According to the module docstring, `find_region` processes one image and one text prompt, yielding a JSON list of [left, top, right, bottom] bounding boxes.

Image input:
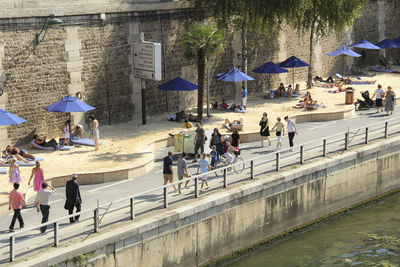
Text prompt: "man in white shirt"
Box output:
[[284, 116, 298, 148], [35, 182, 56, 233]]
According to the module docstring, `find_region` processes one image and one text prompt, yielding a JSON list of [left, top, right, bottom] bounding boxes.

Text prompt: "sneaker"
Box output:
[[9, 228, 14, 232]]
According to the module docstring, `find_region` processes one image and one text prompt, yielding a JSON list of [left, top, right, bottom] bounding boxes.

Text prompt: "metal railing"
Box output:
[[2, 116, 400, 262]]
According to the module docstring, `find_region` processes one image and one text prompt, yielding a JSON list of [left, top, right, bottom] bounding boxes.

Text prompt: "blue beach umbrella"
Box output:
[[157, 76, 198, 91], [0, 109, 26, 126], [349, 39, 380, 50], [252, 62, 288, 90], [278, 56, 310, 86], [375, 39, 400, 49], [158, 76, 198, 111], [45, 95, 95, 113], [327, 46, 361, 76], [216, 67, 255, 82], [394, 36, 400, 44]]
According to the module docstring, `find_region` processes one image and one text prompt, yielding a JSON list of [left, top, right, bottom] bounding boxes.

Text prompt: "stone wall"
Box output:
[[0, 0, 399, 145]]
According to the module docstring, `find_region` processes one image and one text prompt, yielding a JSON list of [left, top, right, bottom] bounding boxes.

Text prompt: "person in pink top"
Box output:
[[9, 183, 26, 232], [9, 158, 22, 184], [28, 161, 45, 192]]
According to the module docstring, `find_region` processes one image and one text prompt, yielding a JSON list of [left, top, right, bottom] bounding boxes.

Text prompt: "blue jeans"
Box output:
[[40, 205, 50, 233]]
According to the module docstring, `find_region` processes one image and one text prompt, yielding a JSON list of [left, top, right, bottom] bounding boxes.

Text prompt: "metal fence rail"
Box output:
[[2, 116, 400, 262]]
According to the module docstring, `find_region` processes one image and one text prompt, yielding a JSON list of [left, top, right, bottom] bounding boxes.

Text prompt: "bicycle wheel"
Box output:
[[214, 161, 225, 177], [233, 157, 245, 174]]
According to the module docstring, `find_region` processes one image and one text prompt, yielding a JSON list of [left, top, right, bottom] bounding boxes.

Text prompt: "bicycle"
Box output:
[[213, 149, 244, 177]]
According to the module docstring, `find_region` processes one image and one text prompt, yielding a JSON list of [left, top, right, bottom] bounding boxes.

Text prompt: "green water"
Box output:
[[230, 196, 400, 267]]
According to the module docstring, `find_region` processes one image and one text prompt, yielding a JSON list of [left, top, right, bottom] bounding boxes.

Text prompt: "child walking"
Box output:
[[197, 153, 211, 191], [210, 145, 218, 169], [9, 158, 22, 184], [271, 117, 285, 150]]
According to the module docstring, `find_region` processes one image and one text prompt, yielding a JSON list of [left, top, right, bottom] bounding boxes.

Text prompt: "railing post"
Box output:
[[223, 168, 227, 188], [54, 222, 59, 247], [194, 177, 199, 198], [163, 186, 168, 208], [344, 132, 349, 150], [250, 160, 254, 179], [384, 122, 388, 138], [300, 146, 304, 164], [10, 236, 14, 262], [276, 153, 280, 171], [365, 127, 369, 144], [130, 198, 135, 220], [94, 208, 99, 233], [323, 139, 327, 157]]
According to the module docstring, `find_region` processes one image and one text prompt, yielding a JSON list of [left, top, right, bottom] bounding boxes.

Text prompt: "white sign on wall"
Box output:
[[133, 42, 162, 81]]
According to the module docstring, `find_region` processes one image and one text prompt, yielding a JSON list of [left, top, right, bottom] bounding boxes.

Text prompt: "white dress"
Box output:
[[92, 121, 100, 140], [63, 124, 70, 139]]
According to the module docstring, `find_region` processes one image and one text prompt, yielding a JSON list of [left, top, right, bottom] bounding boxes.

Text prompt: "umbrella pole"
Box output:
[[342, 55, 345, 77], [292, 69, 295, 87]]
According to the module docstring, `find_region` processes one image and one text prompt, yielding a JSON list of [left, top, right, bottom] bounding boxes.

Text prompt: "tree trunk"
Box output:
[[197, 48, 206, 121], [307, 21, 316, 89], [241, 9, 248, 97]]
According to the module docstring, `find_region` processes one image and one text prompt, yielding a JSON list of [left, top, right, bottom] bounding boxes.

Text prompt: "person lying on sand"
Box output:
[[5, 145, 35, 160]]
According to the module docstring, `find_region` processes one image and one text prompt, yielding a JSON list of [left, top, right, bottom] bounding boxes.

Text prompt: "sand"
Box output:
[[2, 68, 400, 202]]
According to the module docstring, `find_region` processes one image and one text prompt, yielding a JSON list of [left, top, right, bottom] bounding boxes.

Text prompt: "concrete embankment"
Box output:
[[20, 135, 400, 267]]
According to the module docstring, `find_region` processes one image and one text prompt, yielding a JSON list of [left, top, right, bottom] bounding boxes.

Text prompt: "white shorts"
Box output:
[[242, 97, 247, 106], [277, 135, 282, 143], [224, 152, 234, 165]]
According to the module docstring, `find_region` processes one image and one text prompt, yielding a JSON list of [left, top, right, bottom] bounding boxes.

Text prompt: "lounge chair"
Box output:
[[70, 135, 102, 147], [0, 168, 6, 174], [370, 66, 398, 73], [30, 141, 73, 151]]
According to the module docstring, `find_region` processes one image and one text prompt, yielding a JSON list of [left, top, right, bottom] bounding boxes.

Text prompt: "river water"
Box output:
[[230, 195, 400, 267]]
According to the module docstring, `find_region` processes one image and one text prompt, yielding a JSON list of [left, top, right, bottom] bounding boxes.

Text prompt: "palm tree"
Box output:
[[181, 22, 224, 121]]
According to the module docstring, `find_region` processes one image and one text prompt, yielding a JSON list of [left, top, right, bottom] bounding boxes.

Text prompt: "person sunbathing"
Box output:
[[275, 83, 286, 98], [224, 118, 243, 131], [71, 124, 86, 138], [1, 153, 29, 164], [5, 145, 35, 160], [219, 100, 229, 110], [33, 134, 58, 150], [287, 85, 293, 98]]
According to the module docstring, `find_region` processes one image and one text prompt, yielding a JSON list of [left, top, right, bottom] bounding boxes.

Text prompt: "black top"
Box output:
[[231, 133, 240, 147], [66, 179, 82, 204], [163, 156, 173, 174], [211, 133, 221, 145]]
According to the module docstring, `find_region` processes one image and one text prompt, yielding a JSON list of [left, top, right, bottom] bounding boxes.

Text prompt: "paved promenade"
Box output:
[[0, 108, 399, 263]]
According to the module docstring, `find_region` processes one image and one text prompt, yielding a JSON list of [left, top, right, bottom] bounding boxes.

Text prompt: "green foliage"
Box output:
[[181, 22, 225, 63], [289, 0, 369, 38], [181, 22, 224, 120]]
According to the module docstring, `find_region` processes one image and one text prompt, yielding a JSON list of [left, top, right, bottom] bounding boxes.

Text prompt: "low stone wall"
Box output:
[[20, 132, 400, 266]]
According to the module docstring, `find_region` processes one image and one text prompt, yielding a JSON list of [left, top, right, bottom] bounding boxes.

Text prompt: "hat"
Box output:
[[72, 173, 78, 179]]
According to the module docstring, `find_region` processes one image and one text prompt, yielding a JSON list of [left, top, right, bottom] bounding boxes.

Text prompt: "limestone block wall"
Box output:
[[27, 133, 400, 267]]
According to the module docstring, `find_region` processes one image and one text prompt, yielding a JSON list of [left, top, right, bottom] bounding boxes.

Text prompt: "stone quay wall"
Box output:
[[21, 132, 400, 266], [0, 0, 398, 146]]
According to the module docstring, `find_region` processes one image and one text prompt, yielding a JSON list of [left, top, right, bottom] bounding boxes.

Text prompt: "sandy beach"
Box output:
[[2, 68, 400, 202]]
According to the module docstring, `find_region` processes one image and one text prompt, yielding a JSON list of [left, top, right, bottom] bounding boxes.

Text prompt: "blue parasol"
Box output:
[[349, 39, 380, 50], [158, 76, 198, 91], [278, 56, 310, 86], [216, 67, 255, 82], [45, 95, 95, 113], [375, 39, 400, 49], [0, 109, 26, 126], [327, 46, 361, 76], [252, 62, 288, 90]]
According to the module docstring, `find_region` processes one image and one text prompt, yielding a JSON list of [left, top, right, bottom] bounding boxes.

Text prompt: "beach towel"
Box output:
[[0, 168, 6, 174], [30, 141, 73, 151], [0, 161, 35, 167], [349, 81, 375, 85], [370, 66, 399, 73], [71, 136, 103, 147]]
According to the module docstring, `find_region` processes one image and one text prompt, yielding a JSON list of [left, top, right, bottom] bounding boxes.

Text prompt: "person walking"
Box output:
[[231, 129, 240, 148], [8, 183, 26, 232], [372, 84, 385, 113], [197, 153, 211, 191], [271, 117, 285, 150], [209, 128, 222, 159], [284, 116, 298, 149], [385, 86, 396, 115], [28, 161, 44, 192], [9, 158, 22, 184], [177, 152, 191, 193], [193, 123, 205, 162], [65, 174, 82, 223], [241, 86, 248, 110], [163, 151, 177, 191], [259, 112, 271, 147], [89, 115, 100, 151], [35, 182, 56, 233]]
